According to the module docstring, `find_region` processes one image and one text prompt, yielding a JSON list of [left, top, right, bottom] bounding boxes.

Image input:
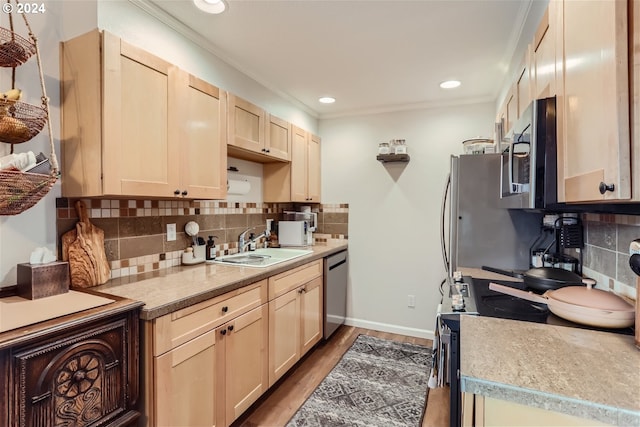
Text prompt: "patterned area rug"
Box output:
[[286, 334, 432, 427]]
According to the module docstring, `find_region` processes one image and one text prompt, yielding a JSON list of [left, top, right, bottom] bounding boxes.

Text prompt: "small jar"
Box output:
[[378, 142, 390, 155], [392, 139, 407, 155]]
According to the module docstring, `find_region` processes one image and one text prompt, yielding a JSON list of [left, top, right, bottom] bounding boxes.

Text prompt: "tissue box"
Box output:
[[17, 261, 70, 300]]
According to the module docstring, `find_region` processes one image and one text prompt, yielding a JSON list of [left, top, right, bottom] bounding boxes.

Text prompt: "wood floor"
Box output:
[[232, 326, 450, 427]]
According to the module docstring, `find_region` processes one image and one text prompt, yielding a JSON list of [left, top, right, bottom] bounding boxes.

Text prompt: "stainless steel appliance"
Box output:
[[443, 154, 544, 274], [500, 97, 557, 209], [324, 250, 348, 339]]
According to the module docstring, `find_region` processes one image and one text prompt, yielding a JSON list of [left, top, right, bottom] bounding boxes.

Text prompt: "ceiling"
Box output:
[[143, 0, 533, 119]]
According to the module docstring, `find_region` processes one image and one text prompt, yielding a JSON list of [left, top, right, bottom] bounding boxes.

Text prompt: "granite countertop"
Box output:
[[92, 242, 348, 320], [460, 315, 640, 426]]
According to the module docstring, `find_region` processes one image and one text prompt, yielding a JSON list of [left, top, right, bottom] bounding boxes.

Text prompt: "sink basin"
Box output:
[[214, 248, 313, 268]]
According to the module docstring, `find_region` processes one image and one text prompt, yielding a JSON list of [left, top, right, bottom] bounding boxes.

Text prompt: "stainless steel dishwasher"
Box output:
[[324, 250, 348, 339]]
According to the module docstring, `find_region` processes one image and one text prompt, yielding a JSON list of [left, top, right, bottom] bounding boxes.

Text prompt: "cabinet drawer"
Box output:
[[268, 260, 322, 300], [154, 280, 267, 356]]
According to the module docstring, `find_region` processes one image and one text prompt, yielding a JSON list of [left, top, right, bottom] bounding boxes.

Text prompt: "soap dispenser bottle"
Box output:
[[206, 235, 217, 261]]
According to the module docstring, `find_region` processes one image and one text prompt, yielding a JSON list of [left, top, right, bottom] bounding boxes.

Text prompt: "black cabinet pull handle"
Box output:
[[228, 325, 234, 332], [222, 306, 228, 313], [599, 182, 615, 194], [220, 329, 227, 336]]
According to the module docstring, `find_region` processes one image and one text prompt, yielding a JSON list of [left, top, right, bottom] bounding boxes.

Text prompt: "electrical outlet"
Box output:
[[407, 295, 415, 308], [167, 223, 176, 241]]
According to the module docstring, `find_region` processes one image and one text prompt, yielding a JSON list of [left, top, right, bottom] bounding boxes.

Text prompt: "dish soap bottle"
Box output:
[[206, 235, 217, 261]]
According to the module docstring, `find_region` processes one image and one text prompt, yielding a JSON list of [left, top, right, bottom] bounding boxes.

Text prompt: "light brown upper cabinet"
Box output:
[[557, 0, 631, 202], [179, 75, 228, 199], [532, 7, 556, 99], [227, 95, 292, 162], [263, 126, 321, 203], [516, 49, 532, 119], [60, 29, 227, 199]]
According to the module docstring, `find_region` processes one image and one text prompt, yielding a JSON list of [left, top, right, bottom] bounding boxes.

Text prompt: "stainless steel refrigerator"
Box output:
[[442, 154, 543, 275]]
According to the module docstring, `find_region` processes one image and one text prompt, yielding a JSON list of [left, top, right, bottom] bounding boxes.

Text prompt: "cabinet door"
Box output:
[[222, 304, 268, 426], [155, 329, 221, 427], [533, 6, 555, 99], [180, 74, 228, 199], [307, 134, 322, 203], [228, 94, 266, 154], [516, 51, 532, 118], [483, 396, 609, 426], [300, 276, 323, 355], [505, 87, 517, 135], [10, 314, 138, 427], [291, 125, 308, 202], [268, 289, 301, 386], [266, 114, 292, 161], [102, 31, 181, 197], [559, 0, 631, 202]]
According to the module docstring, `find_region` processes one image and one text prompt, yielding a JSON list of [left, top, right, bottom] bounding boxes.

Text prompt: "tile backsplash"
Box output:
[[582, 213, 639, 300], [56, 199, 348, 280]]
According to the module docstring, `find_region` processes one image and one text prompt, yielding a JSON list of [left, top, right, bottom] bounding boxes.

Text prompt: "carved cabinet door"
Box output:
[[9, 316, 135, 427]]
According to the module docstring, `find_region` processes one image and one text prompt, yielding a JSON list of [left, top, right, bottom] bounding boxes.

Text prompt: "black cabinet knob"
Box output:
[[181, 190, 188, 197], [227, 325, 234, 332], [222, 306, 228, 313], [598, 182, 615, 194], [220, 329, 227, 336], [174, 189, 180, 196]]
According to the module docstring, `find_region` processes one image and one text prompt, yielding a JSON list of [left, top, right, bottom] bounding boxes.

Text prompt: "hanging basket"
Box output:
[[0, 0, 58, 215], [0, 26, 35, 67], [0, 168, 56, 215], [0, 99, 47, 144]]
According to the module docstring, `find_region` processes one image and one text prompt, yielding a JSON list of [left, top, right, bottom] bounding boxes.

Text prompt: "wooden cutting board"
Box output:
[[65, 200, 111, 288]]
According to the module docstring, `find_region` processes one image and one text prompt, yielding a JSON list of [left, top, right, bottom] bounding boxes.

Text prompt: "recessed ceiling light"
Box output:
[[319, 96, 336, 104], [193, 0, 227, 14], [440, 80, 461, 89]]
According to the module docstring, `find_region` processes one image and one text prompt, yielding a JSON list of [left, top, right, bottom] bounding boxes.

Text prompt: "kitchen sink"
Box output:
[[214, 248, 313, 268]]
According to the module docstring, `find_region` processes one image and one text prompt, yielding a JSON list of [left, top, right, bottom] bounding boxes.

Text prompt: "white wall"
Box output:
[[0, 2, 98, 285], [319, 103, 495, 338]]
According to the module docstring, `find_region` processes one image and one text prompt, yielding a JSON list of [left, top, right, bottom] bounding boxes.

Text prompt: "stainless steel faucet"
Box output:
[[238, 227, 266, 253]]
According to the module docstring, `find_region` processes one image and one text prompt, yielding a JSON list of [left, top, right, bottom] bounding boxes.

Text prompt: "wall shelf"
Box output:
[[376, 153, 410, 163]]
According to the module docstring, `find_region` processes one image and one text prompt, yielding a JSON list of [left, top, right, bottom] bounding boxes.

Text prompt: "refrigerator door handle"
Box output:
[[440, 172, 451, 274]]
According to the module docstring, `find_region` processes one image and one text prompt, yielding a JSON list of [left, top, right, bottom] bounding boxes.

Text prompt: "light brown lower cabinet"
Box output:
[[268, 276, 323, 386], [462, 393, 611, 427], [142, 260, 324, 427]]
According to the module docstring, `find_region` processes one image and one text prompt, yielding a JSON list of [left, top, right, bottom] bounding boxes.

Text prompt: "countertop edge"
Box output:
[[460, 376, 640, 426], [95, 243, 348, 321]]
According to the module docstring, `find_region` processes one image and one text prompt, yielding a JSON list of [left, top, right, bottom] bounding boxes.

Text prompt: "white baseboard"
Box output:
[[344, 317, 435, 340]]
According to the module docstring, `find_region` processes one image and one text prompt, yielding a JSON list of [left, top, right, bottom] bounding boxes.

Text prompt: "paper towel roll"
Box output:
[[227, 179, 251, 195]]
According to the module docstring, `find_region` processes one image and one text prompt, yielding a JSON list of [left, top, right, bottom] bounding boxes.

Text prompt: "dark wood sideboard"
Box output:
[[0, 291, 142, 427]]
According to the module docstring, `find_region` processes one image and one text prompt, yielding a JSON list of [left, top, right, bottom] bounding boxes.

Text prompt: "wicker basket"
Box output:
[[0, 99, 47, 144], [0, 26, 35, 67], [0, 168, 56, 215], [0, 1, 58, 215]]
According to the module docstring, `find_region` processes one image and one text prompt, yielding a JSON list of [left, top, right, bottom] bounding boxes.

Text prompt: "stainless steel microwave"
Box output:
[[500, 97, 557, 209]]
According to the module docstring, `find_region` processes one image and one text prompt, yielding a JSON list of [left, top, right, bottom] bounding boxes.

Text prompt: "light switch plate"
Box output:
[[167, 223, 176, 241]]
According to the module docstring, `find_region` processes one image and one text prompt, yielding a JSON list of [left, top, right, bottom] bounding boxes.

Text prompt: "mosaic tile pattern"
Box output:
[[56, 198, 348, 280], [582, 213, 639, 300]]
